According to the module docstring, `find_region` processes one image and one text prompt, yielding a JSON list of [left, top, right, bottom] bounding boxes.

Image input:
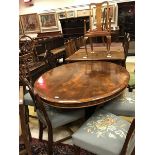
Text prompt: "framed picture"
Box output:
[[57, 12, 66, 19], [39, 12, 59, 32], [20, 13, 40, 33], [66, 10, 75, 18], [19, 18, 23, 35], [77, 9, 91, 17]]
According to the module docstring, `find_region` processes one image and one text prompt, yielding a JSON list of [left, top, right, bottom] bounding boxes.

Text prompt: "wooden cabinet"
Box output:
[[60, 16, 90, 40], [118, 1, 135, 40]]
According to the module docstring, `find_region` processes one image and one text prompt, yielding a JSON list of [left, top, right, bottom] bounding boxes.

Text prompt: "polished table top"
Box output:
[[34, 61, 129, 108], [66, 44, 124, 62]]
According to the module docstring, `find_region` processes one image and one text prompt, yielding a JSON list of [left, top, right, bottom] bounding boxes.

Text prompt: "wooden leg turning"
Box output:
[[39, 120, 44, 141]]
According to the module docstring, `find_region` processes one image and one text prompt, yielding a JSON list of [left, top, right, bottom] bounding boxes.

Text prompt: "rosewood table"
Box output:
[[34, 61, 129, 109], [65, 43, 125, 66]]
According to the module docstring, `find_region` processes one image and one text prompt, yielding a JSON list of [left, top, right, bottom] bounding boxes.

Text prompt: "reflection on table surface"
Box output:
[[34, 61, 129, 108]]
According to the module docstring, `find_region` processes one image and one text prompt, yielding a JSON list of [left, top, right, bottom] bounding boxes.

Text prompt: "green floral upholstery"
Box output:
[[37, 103, 85, 128], [72, 109, 131, 155], [103, 89, 135, 116], [128, 72, 135, 86]]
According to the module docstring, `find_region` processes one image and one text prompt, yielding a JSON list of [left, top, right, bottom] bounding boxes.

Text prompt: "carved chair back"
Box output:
[[19, 75, 54, 154], [19, 86, 32, 155], [19, 35, 39, 61], [19, 35, 50, 83], [89, 1, 111, 32]]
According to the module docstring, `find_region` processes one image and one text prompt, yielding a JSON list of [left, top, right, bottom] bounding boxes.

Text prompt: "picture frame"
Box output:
[[77, 9, 91, 17], [66, 10, 75, 18], [39, 12, 59, 32], [19, 17, 23, 35], [57, 12, 66, 19], [20, 13, 40, 33]]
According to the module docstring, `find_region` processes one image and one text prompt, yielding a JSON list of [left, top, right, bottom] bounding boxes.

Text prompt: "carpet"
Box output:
[[20, 138, 95, 155]]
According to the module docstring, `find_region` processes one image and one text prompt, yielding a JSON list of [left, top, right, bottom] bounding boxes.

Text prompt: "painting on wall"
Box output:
[[39, 12, 59, 32], [19, 18, 23, 35], [66, 10, 75, 18], [77, 9, 91, 17], [57, 12, 66, 19], [20, 13, 40, 33]]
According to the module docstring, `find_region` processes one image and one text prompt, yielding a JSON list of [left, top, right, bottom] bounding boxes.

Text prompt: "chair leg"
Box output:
[[47, 128, 54, 155], [102, 36, 105, 46], [89, 37, 93, 51], [39, 120, 44, 141], [74, 145, 80, 155], [106, 35, 111, 52], [25, 105, 29, 122], [84, 37, 88, 57]]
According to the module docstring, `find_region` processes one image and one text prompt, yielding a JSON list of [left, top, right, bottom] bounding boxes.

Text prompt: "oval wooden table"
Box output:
[[34, 61, 129, 108]]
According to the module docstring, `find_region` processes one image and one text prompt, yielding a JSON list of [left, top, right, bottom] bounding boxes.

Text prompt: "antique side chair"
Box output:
[[19, 35, 50, 84], [20, 76, 85, 155], [84, 1, 112, 56], [19, 86, 32, 155], [123, 32, 135, 92]]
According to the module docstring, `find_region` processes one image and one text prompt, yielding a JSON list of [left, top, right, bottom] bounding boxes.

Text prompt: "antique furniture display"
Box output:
[[72, 109, 135, 155], [20, 76, 85, 155], [84, 1, 112, 57], [34, 61, 129, 108]]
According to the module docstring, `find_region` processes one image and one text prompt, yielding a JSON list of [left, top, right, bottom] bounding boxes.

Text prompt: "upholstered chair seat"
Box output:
[[37, 104, 85, 128], [103, 89, 135, 117], [72, 109, 132, 155], [128, 72, 135, 92], [128, 72, 135, 86], [24, 92, 85, 128], [24, 92, 34, 106]]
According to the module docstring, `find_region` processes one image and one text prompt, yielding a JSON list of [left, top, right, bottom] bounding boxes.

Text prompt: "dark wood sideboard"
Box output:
[[60, 16, 90, 40], [118, 1, 135, 41]]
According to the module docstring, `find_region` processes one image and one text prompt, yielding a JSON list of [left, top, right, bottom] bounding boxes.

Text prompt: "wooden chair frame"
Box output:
[[19, 76, 74, 155], [19, 86, 32, 155]]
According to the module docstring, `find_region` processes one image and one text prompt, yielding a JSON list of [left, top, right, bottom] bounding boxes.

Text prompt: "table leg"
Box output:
[[85, 106, 97, 120]]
